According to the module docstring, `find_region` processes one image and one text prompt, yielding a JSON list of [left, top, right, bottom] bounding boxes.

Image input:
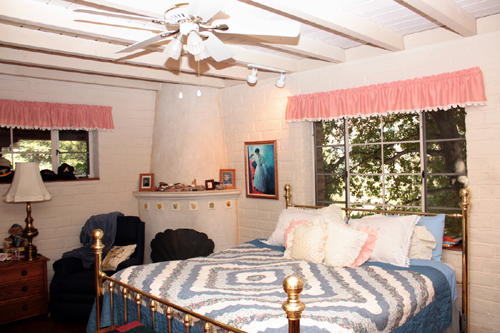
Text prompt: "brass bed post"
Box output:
[[284, 184, 292, 208], [92, 229, 105, 330], [460, 189, 471, 332], [283, 275, 305, 333]]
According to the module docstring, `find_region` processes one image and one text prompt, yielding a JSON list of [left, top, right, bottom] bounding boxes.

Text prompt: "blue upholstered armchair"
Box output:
[[49, 216, 145, 323]]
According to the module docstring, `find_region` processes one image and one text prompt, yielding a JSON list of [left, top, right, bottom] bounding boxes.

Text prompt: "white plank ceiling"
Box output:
[[0, 0, 499, 88]]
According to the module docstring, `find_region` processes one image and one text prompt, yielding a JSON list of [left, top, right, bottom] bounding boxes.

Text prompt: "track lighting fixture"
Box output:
[[247, 64, 286, 88], [247, 68, 258, 84]]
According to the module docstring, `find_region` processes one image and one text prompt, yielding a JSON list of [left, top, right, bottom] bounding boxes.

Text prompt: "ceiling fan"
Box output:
[[75, 0, 301, 62]]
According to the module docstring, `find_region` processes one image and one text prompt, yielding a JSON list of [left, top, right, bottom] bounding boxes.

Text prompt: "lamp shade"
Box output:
[[3, 162, 52, 203]]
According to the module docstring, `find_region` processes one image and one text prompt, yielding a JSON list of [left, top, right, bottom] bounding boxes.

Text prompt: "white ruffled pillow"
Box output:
[[409, 226, 437, 260], [284, 220, 327, 264], [349, 215, 419, 267], [264, 205, 343, 247], [323, 222, 368, 267]]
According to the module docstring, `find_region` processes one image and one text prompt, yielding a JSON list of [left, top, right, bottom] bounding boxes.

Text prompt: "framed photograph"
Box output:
[[244, 140, 278, 199], [139, 173, 154, 191], [205, 179, 215, 191], [220, 169, 236, 189]]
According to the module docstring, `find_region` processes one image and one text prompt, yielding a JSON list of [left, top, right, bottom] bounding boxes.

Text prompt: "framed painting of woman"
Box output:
[[244, 140, 278, 199]]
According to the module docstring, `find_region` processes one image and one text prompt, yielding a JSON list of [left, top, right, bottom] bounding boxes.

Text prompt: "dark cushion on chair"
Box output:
[[49, 216, 145, 323], [150, 228, 214, 263]]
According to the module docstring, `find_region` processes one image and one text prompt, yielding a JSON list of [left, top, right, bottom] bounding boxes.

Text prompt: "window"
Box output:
[[314, 108, 467, 235], [0, 127, 97, 178]]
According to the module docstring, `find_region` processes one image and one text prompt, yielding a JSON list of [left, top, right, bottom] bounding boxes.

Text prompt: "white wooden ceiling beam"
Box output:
[[0, 47, 226, 87], [0, 62, 162, 91], [401, 0, 477, 37], [244, 0, 405, 51], [250, 35, 345, 63]]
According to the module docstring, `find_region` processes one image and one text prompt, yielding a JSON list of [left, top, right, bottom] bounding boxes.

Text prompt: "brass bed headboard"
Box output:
[[283, 183, 471, 333]]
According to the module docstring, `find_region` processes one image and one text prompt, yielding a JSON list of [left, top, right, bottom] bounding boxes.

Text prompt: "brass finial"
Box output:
[[282, 275, 306, 321]]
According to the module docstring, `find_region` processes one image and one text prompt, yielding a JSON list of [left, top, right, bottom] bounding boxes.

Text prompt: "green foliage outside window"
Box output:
[[315, 108, 467, 235]]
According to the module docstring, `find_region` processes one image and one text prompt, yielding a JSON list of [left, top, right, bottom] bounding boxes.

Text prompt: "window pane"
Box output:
[[12, 153, 52, 170], [426, 141, 467, 174], [0, 127, 11, 153], [350, 144, 382, 174], [11, 129, 51, 153], [350, 175, 383, 205], [59, 130, 89, 176], [59, 153, 88, 176], [383, 113, 420, 142], [316, 146, 345, 174], [384, 175, 421, 206], [316, 175, 345, 203], [426, 175, 463, 209], [315, 119, 345, 145], [425, 108, 466, 140], [384, 142, 420, 173], [348, 116, 381, 143]]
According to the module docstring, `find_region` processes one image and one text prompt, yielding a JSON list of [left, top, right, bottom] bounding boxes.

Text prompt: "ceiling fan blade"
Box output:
[[116, 31, 176, 54], [73, 8, 164, 23], [212, 18, 301, 37], [200, 31, 235, 62], [185, 0, 229, 22]]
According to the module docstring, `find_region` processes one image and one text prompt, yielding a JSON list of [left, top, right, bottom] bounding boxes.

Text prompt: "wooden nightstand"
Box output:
[[0, 255, 49, 325]]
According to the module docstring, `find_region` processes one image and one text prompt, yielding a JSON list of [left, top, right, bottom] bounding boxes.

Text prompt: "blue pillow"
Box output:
[[417, 214, 445, 261]]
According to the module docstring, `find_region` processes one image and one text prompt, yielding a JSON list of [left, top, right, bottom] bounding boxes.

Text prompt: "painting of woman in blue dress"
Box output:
[[245, 141, 277, 199]]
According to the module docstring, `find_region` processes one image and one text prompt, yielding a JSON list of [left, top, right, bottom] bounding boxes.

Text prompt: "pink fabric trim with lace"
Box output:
[[286, 67, 487, 122], [0, 99, 114, 131]]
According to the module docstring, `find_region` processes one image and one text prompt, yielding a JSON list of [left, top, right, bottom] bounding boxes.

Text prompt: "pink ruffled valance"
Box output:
[[0, 99, 114, 131], [286, 67, 487, 122]]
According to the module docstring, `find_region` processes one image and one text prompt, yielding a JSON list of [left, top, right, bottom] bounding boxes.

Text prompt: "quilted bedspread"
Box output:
[[88, 241, 452, 333]]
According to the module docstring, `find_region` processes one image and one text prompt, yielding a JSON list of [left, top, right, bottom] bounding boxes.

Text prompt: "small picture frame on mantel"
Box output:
[[220, 169, 235, 189], [139, 173, 154, 191], [205, 179, 215, 191]]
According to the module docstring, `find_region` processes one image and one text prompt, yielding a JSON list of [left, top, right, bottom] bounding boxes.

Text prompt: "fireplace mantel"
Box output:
[[133, 189, 242, 263]]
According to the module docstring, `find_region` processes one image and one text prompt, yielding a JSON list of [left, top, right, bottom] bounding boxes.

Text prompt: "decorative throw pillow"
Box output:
[[347, 226, 378, 268], [284, 220, 327, 264], [102, 244, 136, 271], [283, 220, 308, 248], [323, 222, 368, 268], [417, 215, 445, 261], [409, 226, 437, 260], [349, 215, 419, 267], [264, 209, 326, 247]]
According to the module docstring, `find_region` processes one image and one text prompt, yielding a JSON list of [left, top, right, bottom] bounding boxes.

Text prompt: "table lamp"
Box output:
[[3, 162, 52, 260]]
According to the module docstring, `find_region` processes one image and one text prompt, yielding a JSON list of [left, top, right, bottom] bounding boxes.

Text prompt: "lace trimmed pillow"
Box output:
[[284, 220, 327, 264], [349, 215, 419, 267]]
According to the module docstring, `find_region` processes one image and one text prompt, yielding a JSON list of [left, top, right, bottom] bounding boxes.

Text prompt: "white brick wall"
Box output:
[[0, 75, 156, 285], [220, 31, 500, 332]]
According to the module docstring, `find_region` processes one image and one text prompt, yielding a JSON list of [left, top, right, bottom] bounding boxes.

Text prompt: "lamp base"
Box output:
[[22, 202, 39, 261]]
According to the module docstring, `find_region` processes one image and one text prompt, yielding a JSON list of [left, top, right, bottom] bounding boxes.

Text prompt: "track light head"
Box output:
[[247, 68, 258, 84], [275, 72, 286, 88]]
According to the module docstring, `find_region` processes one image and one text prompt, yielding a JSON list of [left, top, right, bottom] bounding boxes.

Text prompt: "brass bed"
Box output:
[[90, 183, 471, 333]]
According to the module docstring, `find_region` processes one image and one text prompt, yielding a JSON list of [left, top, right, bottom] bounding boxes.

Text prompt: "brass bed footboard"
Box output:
[[91, 230, 305, 333]]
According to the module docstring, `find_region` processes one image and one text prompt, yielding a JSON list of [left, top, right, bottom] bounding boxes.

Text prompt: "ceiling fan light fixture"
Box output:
[[187, 31, 205, 55], [164, 36, 183, 60], [275, 72, 286, 88], [247, 68, 258, 84], [194, 45, 210, 61]]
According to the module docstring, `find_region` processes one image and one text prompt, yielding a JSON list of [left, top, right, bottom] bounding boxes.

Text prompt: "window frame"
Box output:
[[1, 128, 96, 178], [314, 110, 467, 214]]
